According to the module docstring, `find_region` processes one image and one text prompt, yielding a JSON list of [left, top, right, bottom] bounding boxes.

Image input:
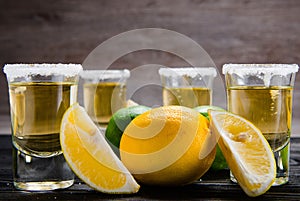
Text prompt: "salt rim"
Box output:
[[80, 69, 130, 80], [3, 63, 83, 79], [222, 64, 299, 75], [159, 67, 217, 78]]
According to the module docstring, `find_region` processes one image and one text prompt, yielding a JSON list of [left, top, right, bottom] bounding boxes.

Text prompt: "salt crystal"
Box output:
[[3, 63, 83, 79], [222, 64, 299, 75], [159, 67, 217, 78], [80, 69, 130, 80], [222, 64, 299, 87]]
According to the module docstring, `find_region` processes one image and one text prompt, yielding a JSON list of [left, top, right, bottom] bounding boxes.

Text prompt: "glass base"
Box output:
[[230, 171, 288, 186], [13, 146, 74, 191], [14, 180, 74, 191], [230, 144, 290, 186]]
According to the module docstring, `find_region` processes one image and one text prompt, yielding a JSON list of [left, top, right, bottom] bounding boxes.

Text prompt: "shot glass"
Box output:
[[222, 63, 299, 186], [80, 70, 130, 128], [3, 63, 82, 191], [159, 67, 217, 107]]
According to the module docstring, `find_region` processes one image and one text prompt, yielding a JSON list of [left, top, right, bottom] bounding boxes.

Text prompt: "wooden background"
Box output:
[[1, 0, 300, 134]]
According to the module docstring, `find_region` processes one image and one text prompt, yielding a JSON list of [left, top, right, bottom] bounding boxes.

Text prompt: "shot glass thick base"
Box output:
[[272, 143, 289, 186], [14, 180, 74, 191], [230, 144, 290, 186], [13, 147, 74, 191]]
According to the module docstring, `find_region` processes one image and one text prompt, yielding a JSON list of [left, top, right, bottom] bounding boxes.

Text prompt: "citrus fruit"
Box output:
[[209, 145, 228, 171], [194, 105, 228, 171], [194, 105, 225, 120], [60, 103, 140, 194], [126, 99, 139, 107], [105, 105, 151, 154], [120, 105, 216, 186], [208, 110, 276, 197]]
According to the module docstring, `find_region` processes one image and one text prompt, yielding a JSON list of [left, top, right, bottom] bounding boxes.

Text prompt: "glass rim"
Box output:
[[222, 64, 299, 75], [158, 67, 217, 77], [3, 63, 83, 78], [80, 69, 130, 80]]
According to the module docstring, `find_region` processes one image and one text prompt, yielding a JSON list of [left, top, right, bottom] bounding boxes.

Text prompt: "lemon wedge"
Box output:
[[208, 110, 276, 197], [60, 103, 140, 194]]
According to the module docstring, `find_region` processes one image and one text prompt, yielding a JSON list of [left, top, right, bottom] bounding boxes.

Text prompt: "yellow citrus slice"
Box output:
[[208, 110, 276, 197], [60, 103, 140, 194]]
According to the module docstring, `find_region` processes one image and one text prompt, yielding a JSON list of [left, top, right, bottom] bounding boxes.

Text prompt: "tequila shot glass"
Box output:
[[223, 63, 299, 186], [3, 63, 82, 191]]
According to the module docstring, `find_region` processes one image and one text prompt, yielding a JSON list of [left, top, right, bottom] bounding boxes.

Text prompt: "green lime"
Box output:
[[210, 145, 228, 171], [194, 105, 225, 120], [281, 144, 289, 170], [194, 105, 228, 171], [105, 105, 151, 155]]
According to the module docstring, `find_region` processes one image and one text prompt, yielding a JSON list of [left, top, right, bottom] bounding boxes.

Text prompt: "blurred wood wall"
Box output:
[[1, 0, 300, 119]]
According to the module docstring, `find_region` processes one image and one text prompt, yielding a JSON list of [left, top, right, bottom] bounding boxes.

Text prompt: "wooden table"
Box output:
[[0, 135, 299, 200]]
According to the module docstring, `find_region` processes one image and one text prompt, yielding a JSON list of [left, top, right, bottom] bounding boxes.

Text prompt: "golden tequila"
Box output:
[[83, 82, 126, 126], [227, 86, 292, 152], [9, 82, 77, 157], [162, 87, 211, 108]]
